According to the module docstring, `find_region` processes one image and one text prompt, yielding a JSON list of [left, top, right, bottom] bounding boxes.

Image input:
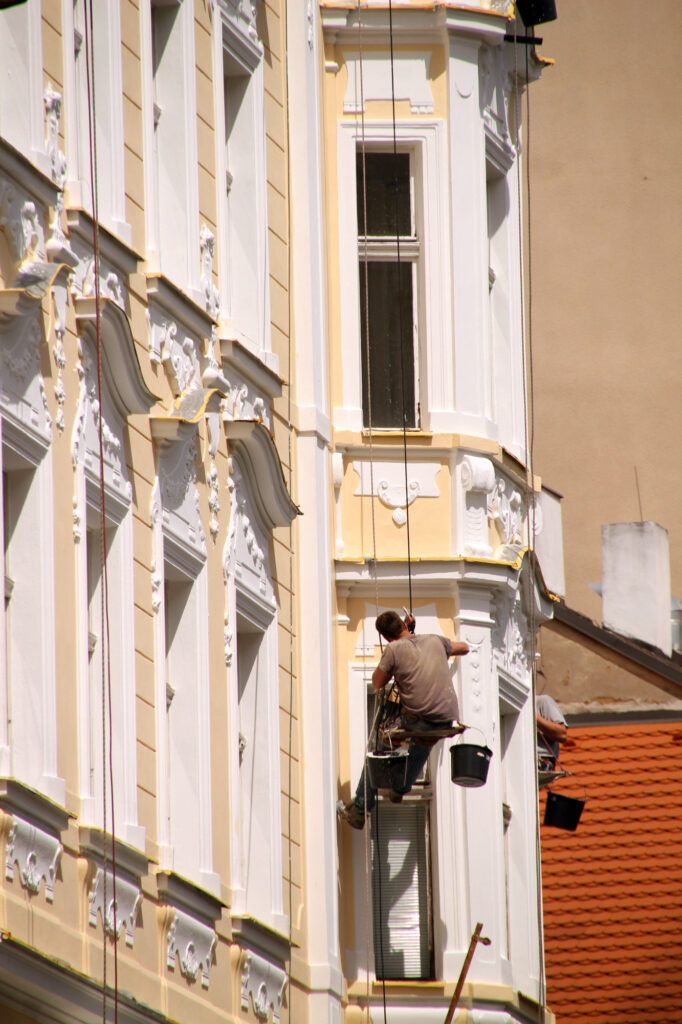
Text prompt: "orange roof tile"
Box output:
[[540, 721, 682, 1023]]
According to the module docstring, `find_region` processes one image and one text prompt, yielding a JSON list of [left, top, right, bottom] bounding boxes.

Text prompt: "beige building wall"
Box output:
[[0, 0, 301, 1021], [529, 0, 682, 622]]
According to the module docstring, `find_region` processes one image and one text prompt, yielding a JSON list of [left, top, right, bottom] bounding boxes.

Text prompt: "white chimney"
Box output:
[[601, 522, 671, 655]]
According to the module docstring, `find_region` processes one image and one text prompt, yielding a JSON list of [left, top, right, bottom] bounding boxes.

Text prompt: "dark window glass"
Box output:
[[356, 152, 411, 237], [359, 261, 415, 428]]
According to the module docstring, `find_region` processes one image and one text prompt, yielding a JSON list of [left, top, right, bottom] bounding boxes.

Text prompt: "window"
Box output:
[[163, 557, 215, 888], [215, 11, 272, 363], [0, 0, 44, 164], [371, 802, 433, 980], [365, 686, 433, 980], [72, 0, 129, 243], [84, 503, 140, 845], [357, 151, 419, 429], [147, 0, 199, 290], [225, 456, 285, 933], [0, 439, 62, 802]]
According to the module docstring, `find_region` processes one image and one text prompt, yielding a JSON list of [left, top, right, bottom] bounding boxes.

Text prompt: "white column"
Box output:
[[453, 582, 508, 986], [288, 0, 342, 1016], [448, 35, 494, 437]]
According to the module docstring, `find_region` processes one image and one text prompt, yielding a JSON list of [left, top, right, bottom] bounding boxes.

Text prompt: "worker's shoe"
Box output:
[[336, 800, 365, 830], [388, 790, 403, 804]]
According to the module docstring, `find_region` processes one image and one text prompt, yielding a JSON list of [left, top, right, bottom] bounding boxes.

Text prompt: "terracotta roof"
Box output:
[[540, 722, 682, 1023]]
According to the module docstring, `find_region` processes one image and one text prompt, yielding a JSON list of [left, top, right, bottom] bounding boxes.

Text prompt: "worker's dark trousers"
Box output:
[[353, 716, 451, 813]]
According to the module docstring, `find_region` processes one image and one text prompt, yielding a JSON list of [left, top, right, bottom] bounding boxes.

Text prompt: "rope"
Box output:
[[354, 2, 382, 1017], [83, 4, 119, 1020], [387, 0, 414, 616], [513, 21, 546, 1014]]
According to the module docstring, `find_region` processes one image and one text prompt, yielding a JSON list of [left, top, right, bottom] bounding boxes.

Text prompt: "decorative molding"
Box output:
[[50, 274, 68, 432], [479, 45, 516, 173], [498, 667, 530, 715], [493, 589, 529, 681], [353, 459, 440, 527], [73, 296, 158, 419], [224, 420, 299, 532], [70, 243, 127, 312], [200, 225, 220, 320], [72, 334, 131, 508], [459, 454, 495, 557], [343, 51, 434, 114], [167, 908, 216, 988], [5, 816, 62, 901], [0, 179, 45, 265], [43, 84, 78, 268], [487, 475, 524, 548], [153, 432, 207, 564], [241, 950, 287, 1023], [226, 456, 273, 607], [217, 0, 263, 68], [162, 325, 201, 398], [88, 867, 141, 947]]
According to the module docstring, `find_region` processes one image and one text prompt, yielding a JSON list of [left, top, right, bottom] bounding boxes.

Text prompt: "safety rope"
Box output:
[[387, 0, 414, 616], [83, 4, 119, 1019], [513, 20, 546, 1015]]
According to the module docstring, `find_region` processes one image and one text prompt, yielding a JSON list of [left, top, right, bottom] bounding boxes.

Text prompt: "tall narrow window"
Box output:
[[150, 0, 194, 287], [371, 803, 432, 980], [236, 609, 276, 924], [367, 685, 433, 979], [357, 152, 418, 429]]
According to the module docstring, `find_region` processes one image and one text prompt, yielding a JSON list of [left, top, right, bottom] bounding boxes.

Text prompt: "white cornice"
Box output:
[[320, 4, 509, 46], [225, 420, 300, 530], [74, 296, 159, 418]]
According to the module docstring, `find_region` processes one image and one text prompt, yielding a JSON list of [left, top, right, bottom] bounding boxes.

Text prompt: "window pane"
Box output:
[[360, 261, 415, 428], [357, 152, 411, 237], [372, 803, 432, 980]]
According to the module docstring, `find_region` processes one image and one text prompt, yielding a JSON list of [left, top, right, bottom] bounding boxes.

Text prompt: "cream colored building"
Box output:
[[0, 1, 563, 1023]]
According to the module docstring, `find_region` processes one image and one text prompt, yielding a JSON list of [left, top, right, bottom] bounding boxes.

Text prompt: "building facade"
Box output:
[[0, 1, 562, 1023]]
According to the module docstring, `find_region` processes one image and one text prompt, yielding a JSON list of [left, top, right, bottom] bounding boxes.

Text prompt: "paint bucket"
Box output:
[[450, 729, 492, 788], [543, 785, 585, 831], [367, 749, 409, 791]]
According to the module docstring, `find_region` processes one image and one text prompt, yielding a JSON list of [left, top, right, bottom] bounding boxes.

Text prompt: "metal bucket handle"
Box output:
[[453, 723, 489, 748], [547, 772, 586, 802]]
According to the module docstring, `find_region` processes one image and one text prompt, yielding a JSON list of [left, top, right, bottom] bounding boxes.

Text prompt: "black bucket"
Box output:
[[450, 742, 492, 788], [367, 750, 409, 791], [544, 789, 585, 831]]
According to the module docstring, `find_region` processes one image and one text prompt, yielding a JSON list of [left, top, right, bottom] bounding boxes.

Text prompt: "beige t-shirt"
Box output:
[[378, 634, 459, 722]]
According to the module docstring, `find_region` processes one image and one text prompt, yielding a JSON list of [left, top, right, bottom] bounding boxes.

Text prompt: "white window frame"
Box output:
[[155, 533, 218, 894], [357, 148, 420, 430], [0, 419, 63, 804], [212, 6, 276, 369], [225, 456, 285, 934], [0, 0, 48, 173], [141, 0, 201, 297], [73, 339, 142, 849], [68, 0, 131, 245], [336, 120, 452, 433]]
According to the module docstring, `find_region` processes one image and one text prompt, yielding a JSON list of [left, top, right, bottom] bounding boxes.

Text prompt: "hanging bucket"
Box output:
[[450, 728, 492, 788], [544, 783, 585, 831], [367, 749, 409, 791]]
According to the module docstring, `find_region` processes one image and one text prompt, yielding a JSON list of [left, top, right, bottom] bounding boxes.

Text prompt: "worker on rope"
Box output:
[[337, 610, 470, 830]]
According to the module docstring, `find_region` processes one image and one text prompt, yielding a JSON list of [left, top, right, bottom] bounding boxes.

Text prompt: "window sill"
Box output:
[[79, 825, 149, 880], [231, 910, 292, 961], [0, 778, 70, 836], [156, 870, 225, 924]]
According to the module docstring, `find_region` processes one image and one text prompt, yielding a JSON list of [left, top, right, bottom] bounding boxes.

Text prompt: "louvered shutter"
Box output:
[[371, 803, 432, 979]]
